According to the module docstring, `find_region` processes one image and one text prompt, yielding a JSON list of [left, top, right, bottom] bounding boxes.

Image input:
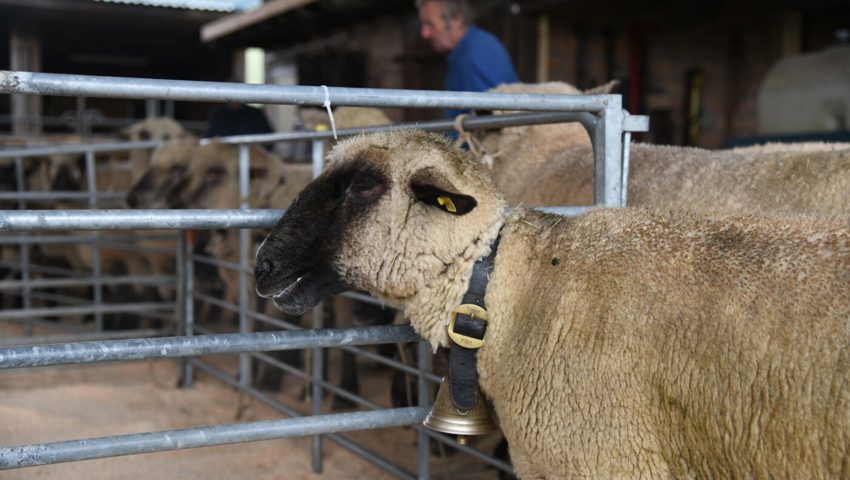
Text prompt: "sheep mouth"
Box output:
[[257, 276, 303, 301]]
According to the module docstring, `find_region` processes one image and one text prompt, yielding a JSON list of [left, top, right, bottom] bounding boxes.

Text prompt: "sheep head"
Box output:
[[127, 140, 294, 210], [172, 142, 287, 210], [119, 117, 193, 143], [255, 130, 506, 346], [125, 139, 196, 208]]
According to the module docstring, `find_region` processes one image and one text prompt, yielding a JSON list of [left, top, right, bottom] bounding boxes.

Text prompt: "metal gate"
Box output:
[[0, 70, 648, 478]]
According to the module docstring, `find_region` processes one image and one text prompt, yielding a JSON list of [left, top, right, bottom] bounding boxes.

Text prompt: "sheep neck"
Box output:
[[401, 215, 505, 351]]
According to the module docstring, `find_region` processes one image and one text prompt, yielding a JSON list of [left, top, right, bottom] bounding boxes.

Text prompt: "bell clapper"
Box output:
[[457, 435, 469, 446]]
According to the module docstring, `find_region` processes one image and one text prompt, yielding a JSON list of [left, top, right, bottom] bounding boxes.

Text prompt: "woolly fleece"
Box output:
[[260, 130, 850, 478]]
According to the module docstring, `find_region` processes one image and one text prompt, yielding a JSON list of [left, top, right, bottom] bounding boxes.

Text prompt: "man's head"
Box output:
[[417, 0, 473, 52]]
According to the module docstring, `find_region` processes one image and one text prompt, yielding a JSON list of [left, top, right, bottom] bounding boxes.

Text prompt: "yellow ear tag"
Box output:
[[437, 195, 457, 213]]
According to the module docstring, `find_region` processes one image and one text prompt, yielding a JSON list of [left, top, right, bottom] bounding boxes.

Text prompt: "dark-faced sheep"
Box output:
[[255, 130, 850, 479]]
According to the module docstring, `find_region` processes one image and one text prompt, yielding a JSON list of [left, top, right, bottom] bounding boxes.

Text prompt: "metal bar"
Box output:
[[0, 259, 87, 278], [85, 150, 104, 331], [0, 192, 125, 201], [339, 342, 441, 383], [0, 325, 420, 369], [339, 290, 397, 309], [2, 317, 92, 334], [0, 209, 284, 231], [0, 275, 174, 291], [601, 100, 626, 207], [534, 206, 595, 216], [0, 139, 160, 159], [0, 329, 165, 348], [8, 289, 89, 307], [177, 230, 193, 388], [0, 407, 428, 469], [190, 252, 247, 272], [250, 350, 384, 412], [212, 111, 601, 147], [311, 138, 323, 180], [13, 155, 32, 336], [192, 358, 417, 480], [238, 144, 251, 391], [191, 357, 303, 418], [622, 131, 632, 206], [419, 428, 515, 474], [1, 70, 617, 112], [417, 340, 431, 480], [0, 206, 597, 234], [329, 433, 416, 480], [308, 136, 326, 473], [195, 289, 434, 381], [0, 302, 172, 321], [311, 301, 324, 473], [0, 233, 176, 246]]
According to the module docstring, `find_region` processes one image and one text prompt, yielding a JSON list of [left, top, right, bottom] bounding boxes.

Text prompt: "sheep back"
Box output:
[[479, 207, 850, 478]]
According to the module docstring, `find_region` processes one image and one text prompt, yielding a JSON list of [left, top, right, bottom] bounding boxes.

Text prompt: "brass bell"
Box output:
[[423, 376, 497, 444]]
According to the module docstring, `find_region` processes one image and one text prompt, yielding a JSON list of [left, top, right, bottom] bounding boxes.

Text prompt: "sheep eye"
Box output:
[[347, 172, 385, 202]]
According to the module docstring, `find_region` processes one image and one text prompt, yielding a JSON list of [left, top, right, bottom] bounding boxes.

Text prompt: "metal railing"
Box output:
[[0, 70, 648, 478]]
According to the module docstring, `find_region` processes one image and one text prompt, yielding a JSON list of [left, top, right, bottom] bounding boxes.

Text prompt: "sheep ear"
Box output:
[[410, 168, 477, 216]]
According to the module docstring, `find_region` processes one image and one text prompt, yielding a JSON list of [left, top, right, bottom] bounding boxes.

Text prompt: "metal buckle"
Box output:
[[448, 304, 488, 349]]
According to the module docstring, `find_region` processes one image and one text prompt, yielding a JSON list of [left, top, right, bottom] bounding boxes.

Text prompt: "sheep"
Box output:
[[255, 130, 850, 479], [475, 82, 850, 216], [472, 81, 616, 192], [125, 140, 306, 301], [118, 117, 196, 182], [491, 141, 850, 216], [298, 106, 392, 133], [127, 138, 311, 389]]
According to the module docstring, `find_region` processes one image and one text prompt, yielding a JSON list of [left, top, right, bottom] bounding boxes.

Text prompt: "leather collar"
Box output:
[[447, 235, 500, 411]]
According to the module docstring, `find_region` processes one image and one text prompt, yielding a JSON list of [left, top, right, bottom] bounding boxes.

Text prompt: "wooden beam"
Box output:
[[201, 0, 318, 43]]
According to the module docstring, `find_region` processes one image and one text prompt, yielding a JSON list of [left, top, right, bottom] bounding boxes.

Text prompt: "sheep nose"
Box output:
[[254, 259, 274, 282]]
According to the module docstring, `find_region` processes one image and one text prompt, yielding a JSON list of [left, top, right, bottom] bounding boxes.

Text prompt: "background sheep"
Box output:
[[477, 82, 850, 216], [255, 130, 850, 479], [474, 81, 615, 192], [119, 116, 196, 182], [498, 142, 850, 216], [126, 140, 306, 314]]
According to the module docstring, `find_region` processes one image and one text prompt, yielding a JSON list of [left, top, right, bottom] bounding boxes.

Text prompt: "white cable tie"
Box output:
[[321, 85, 338, 140]]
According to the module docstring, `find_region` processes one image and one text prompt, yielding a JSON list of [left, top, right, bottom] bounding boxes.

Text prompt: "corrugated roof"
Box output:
[[93, 0, 260, 12]]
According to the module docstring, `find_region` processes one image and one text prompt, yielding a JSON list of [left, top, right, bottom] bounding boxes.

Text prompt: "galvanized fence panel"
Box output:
[[0, 71, 648, 478]]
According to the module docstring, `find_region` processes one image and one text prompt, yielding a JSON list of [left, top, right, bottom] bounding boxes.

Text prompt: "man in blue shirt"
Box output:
[[417, 0, 519, 119]]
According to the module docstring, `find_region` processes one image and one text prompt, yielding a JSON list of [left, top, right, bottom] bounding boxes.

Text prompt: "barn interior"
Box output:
[[1, 0, 849, 479]]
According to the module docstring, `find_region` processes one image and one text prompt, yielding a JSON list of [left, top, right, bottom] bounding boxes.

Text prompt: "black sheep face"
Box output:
[[254, 130, 505, 317]]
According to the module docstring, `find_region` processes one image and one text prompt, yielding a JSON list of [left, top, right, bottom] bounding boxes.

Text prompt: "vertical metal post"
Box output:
[[145, 99, 159, 119], [311, 139, 324, 179], [164, 99, 175, 119], [238, 144, 251, 389], [13, 156, 32, 336], [310, 138, 325, 473], [599, 99, 626, 207], [310, 301, 324, 473], [75, 96, 86, 137], [177, 230, 194, 388], [85, 150, 104, 331], [416, 341, 431, 480], [621, 132, 632, 206]]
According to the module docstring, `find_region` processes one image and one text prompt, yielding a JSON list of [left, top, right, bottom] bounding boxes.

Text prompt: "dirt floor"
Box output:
[[0, 322, 504, 479]]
